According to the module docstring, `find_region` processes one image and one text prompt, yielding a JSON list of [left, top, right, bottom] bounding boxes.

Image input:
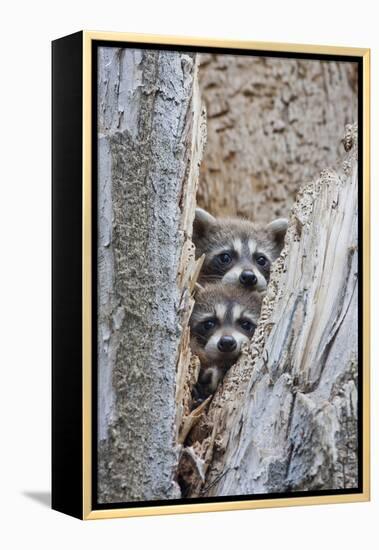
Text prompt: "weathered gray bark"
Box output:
[[181, 125, 359, 497], [97, 47, 359, 502], [197, 54, 358, 222], [97, 47, 206, 503]]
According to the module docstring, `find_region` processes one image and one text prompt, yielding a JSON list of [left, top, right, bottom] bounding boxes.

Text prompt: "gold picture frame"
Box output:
[[52, 31, 370, 520]]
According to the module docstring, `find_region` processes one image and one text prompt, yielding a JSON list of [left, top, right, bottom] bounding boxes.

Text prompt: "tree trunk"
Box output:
[[96, 47, 359, 503], [182, 125, 359, 497], [197, 54, 358, 222], [97, 46, 206, 503]]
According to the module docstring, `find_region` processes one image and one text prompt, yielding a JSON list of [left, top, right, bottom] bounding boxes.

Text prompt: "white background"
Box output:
[[0, 0, 377, 548]]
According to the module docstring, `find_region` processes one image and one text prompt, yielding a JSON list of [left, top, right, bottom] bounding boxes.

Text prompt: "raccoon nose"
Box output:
[[217, 335, 237, 352], [239, 270, 257, 287]]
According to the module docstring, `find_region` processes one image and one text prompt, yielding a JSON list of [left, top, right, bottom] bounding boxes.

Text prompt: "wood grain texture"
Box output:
[[95, 48, 359, 503], [97, 47, 205, 503], [197, 54, 358, 222], [183, 125, 359, 497]]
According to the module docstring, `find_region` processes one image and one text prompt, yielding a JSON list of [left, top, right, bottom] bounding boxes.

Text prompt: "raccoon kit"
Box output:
[[190, 283, 263, 402], [193, 208, 288, 291]]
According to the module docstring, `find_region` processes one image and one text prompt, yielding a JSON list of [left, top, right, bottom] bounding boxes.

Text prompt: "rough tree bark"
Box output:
[[96, 47, 359, 503], [197, 54, 358, 221], [181, 125, 359, 497], [97, 47, 206, 503]]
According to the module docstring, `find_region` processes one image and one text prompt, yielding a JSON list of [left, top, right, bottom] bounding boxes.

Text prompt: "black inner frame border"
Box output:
[[91, 39, 364, 511]]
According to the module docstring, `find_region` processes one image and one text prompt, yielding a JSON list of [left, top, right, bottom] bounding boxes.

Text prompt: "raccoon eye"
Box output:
[[239, 319, 255, 333], [203, 319, 217, 331], [218, 252, 232, 265], [256, 255, 268, 267]]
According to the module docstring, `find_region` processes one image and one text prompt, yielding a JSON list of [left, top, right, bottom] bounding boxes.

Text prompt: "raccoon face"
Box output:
[[193, 208, 288, 291], [190, 284, 262, 369]]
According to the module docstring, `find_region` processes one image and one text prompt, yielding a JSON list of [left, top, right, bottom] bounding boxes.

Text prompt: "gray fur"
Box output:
[[190, 284, 263, 396], [193, 208, 288, 289]]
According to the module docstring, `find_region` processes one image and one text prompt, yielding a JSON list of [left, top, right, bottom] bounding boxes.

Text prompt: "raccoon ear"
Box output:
[[193, 208, 216, 242], [266, 218, 288, 245]]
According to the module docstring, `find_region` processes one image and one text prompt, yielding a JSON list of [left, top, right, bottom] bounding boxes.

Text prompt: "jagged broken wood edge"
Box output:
[[180, 123, 359, 497], [174, 56, 207, 443], [97, 49, 206, 503]]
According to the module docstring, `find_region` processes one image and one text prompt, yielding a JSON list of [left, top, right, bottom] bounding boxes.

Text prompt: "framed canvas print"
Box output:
[[52, 31, 370, 520]]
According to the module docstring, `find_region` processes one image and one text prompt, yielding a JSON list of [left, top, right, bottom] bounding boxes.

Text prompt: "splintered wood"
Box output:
[[97, 45, 359, 502], [97, 48, 206, 503], [179, 125, 359, 497]]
